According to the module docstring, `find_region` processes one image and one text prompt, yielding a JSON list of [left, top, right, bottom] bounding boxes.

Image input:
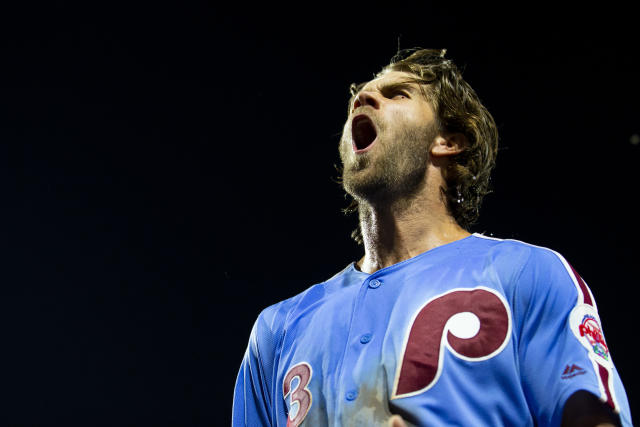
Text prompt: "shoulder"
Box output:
[[471, 233, 585, 304], [251, 263, 357, 346], [472, 232, 567, 264], [473, 233, 578, 276]]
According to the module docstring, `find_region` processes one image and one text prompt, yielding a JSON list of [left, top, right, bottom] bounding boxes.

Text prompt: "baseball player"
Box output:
[[232, 49, 632, 426]]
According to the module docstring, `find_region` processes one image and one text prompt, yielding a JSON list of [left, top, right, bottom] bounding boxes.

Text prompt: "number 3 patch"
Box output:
[[283, 362, 313, 427]]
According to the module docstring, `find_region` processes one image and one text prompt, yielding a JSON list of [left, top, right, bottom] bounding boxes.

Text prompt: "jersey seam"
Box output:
[[253, 318, 275, 425], [509, 245, 535, 405]]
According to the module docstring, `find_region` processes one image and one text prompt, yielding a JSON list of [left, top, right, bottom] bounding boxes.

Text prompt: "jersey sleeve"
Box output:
[[513, 247, 632, 426], [232, 305, 284, 427]]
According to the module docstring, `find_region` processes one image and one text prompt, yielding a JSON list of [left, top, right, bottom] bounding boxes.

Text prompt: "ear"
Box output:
[[430, 133, 467, 157]]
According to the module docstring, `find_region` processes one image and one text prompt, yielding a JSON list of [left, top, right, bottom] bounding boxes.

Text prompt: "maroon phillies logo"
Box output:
[[392, 287, 511, 399]]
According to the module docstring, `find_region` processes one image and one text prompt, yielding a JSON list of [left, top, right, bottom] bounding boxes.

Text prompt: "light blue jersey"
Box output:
[[233, 233, 632, 426]]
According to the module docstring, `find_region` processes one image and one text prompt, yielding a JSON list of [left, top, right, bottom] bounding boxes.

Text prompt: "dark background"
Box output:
[[1, 3, 637, 425]]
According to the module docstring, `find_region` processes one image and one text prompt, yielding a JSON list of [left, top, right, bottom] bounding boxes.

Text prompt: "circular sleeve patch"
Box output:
[[569, 304, 612, 367]]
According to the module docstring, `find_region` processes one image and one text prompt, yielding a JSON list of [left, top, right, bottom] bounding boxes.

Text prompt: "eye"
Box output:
[[391, 91, 409, 100]]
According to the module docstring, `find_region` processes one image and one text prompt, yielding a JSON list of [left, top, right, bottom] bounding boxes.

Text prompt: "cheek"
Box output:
[[342, 120, 351, 137], [340, 122, 352, 146], [392, 107, 425, 125], [339, 127, 352, 160], [389, 108, 435, 136]]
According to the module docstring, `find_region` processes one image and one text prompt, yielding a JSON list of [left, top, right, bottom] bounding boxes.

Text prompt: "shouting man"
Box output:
[[232, 49, 632, 426]]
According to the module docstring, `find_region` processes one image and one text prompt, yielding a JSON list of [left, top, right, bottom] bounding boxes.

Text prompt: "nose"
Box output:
[[352, 91, 380, 112]]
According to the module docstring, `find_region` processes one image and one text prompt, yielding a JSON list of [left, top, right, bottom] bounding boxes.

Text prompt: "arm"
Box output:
[[510, 246, 632, 426], [232, 348, 271, 426], [561, 390, 621, 427], [232, 311, 279, 427]]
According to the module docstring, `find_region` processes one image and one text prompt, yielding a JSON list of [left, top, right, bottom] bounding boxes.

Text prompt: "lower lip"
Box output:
[[352, 137, 377, 154]]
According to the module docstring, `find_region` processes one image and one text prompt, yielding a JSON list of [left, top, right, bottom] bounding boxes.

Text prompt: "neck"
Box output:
[[355, 189, 470, 274]]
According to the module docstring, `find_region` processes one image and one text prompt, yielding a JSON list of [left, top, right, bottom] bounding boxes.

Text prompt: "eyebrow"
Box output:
[[378, 81, 419, 95], [347, 79, 422, 111]]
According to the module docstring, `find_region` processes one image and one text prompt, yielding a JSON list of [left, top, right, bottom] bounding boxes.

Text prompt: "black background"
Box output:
[[1, 3, 638, 425]]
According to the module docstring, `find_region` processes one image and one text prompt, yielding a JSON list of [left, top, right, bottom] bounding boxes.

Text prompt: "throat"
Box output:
[[356, 205, 471, 274]]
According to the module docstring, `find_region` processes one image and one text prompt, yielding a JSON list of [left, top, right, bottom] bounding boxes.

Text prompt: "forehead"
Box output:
[[359, 70, 422, 92]]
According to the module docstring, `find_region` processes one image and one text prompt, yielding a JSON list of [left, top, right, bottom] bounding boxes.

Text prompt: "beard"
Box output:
[[339, 113, 438, 205]]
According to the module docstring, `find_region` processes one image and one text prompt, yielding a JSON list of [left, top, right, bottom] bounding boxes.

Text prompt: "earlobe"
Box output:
[[430, 133, 467, 157]]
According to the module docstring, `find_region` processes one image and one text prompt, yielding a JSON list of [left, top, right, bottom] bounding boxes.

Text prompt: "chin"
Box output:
[[343, 173, 389, 202]]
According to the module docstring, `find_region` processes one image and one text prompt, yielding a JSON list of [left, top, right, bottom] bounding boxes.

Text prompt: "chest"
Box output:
[[276, 268, 518, 425]]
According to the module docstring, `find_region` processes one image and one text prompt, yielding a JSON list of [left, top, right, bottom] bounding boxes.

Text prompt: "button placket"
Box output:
[[341, 275, 385, 406]]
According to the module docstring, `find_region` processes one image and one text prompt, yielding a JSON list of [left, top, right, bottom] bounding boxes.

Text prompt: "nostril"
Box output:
[[356, 92, 379, 110], [352, 98, 362, 111]]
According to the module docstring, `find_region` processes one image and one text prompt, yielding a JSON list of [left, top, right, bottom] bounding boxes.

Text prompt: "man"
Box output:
[[232, 49, 632, 426]]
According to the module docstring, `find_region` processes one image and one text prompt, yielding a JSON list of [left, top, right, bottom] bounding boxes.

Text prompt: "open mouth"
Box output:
[[351, 115, 377, 152]]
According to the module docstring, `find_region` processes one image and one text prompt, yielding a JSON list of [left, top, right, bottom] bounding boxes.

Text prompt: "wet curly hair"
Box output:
[[345, 48, 499, 244]]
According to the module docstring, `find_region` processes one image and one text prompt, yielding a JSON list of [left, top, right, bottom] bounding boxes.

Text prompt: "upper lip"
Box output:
[[351, 112, 376, 133], [352, 112, 372, 124]]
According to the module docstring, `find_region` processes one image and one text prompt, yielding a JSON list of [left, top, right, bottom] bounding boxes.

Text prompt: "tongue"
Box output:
[[352, 118, 377, 150]]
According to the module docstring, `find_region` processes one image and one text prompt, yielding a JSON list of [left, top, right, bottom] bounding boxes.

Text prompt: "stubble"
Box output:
[[339, 113, 438, 205]]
